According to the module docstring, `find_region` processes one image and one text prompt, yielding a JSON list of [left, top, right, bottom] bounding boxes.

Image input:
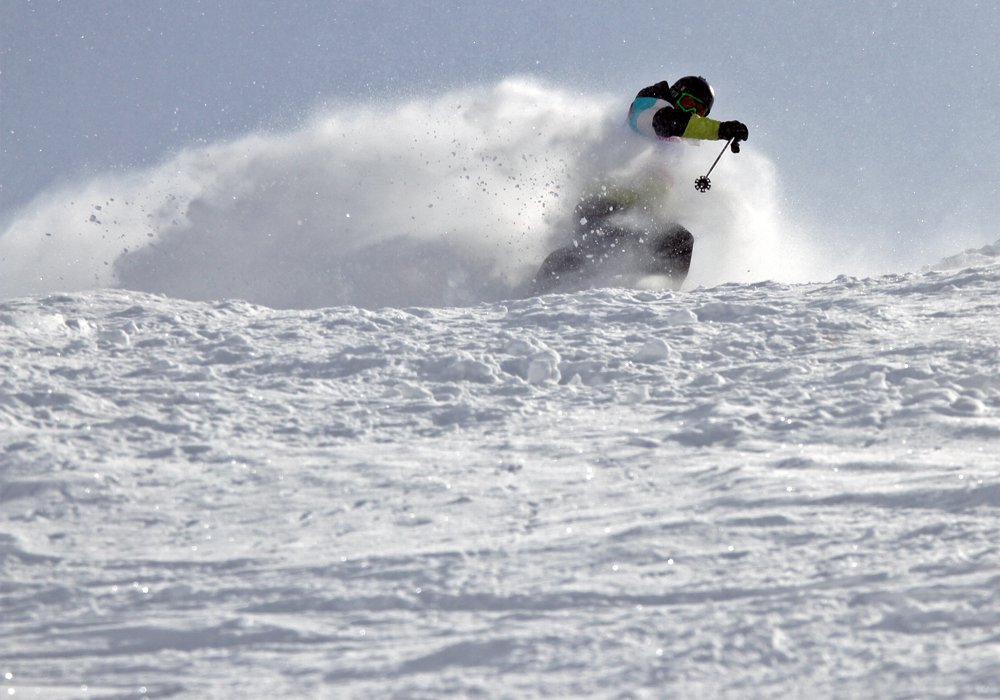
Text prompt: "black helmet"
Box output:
[[670, 76, 714, 117]]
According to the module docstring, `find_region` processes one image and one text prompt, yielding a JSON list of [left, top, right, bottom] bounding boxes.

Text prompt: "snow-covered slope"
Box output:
[[2, 251, 999, 697]]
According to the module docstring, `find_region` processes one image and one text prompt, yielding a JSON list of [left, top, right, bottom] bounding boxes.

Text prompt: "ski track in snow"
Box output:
[[2, 255, 1000, 698]]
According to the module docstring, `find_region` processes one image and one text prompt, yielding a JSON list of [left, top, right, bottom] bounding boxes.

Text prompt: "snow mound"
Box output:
[[924, 238, 1000, 271]]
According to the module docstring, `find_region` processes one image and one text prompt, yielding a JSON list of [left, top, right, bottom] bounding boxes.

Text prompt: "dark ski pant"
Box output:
[[533, 225, 693, 294]]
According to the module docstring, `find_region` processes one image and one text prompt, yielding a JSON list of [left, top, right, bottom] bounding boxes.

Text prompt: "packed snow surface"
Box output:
[[2, 78, 999, 697], [2, 257, 999, 698]]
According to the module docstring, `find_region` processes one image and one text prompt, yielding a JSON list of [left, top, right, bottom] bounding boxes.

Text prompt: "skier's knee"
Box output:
[[655, 226, 694, 258]]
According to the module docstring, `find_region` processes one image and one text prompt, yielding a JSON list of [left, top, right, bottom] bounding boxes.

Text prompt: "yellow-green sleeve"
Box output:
[[681, 115, 721, 140]]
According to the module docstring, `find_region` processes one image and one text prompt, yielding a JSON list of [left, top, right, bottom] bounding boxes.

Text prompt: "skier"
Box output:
[[627, 75, 748, 144], [532, 76, 749, 294]]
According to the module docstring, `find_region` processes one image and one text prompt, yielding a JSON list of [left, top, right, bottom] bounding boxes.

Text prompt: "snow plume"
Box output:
[[1, 77, 819, 308]]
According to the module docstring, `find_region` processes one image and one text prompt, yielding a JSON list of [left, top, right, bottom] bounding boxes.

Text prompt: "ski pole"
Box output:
[[694, 138, 738, 193]]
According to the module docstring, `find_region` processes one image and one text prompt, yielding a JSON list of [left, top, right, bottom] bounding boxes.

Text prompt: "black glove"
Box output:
[[718, 120, 749, 142]]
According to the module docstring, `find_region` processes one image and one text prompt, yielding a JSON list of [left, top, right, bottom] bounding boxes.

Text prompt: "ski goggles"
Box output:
[[676, 93, 708, 116]]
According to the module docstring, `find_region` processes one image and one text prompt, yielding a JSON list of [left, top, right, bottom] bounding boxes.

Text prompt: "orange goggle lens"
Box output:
[[677, 93, 707, 116]]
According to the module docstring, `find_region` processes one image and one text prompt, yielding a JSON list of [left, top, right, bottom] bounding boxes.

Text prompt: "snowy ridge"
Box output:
[[925, 238, 1000, 272], [2, 260, 998, 697]]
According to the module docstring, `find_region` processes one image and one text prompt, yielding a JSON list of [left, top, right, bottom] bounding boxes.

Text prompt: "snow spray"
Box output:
[[0, 78, 817, 308]]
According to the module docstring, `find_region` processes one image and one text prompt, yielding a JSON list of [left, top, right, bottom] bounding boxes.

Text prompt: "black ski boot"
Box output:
[[531, 246, 588, 294], [647, 225, 694, 283]]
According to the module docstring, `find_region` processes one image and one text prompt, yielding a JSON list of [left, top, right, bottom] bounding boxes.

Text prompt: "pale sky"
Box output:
[[3, 0, 1000, 259]]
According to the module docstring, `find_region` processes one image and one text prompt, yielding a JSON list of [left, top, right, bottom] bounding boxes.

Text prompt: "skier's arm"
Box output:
[[652, 108, 749, 143], [651, 109, 721, 140]]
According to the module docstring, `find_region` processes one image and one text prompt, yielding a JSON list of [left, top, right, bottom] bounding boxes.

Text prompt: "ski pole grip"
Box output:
[[730, 140, 741, 154]]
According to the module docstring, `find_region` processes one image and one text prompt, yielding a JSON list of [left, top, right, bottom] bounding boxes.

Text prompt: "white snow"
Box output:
[[1, 78, 999, 698], [2, 254, 999, 697]]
